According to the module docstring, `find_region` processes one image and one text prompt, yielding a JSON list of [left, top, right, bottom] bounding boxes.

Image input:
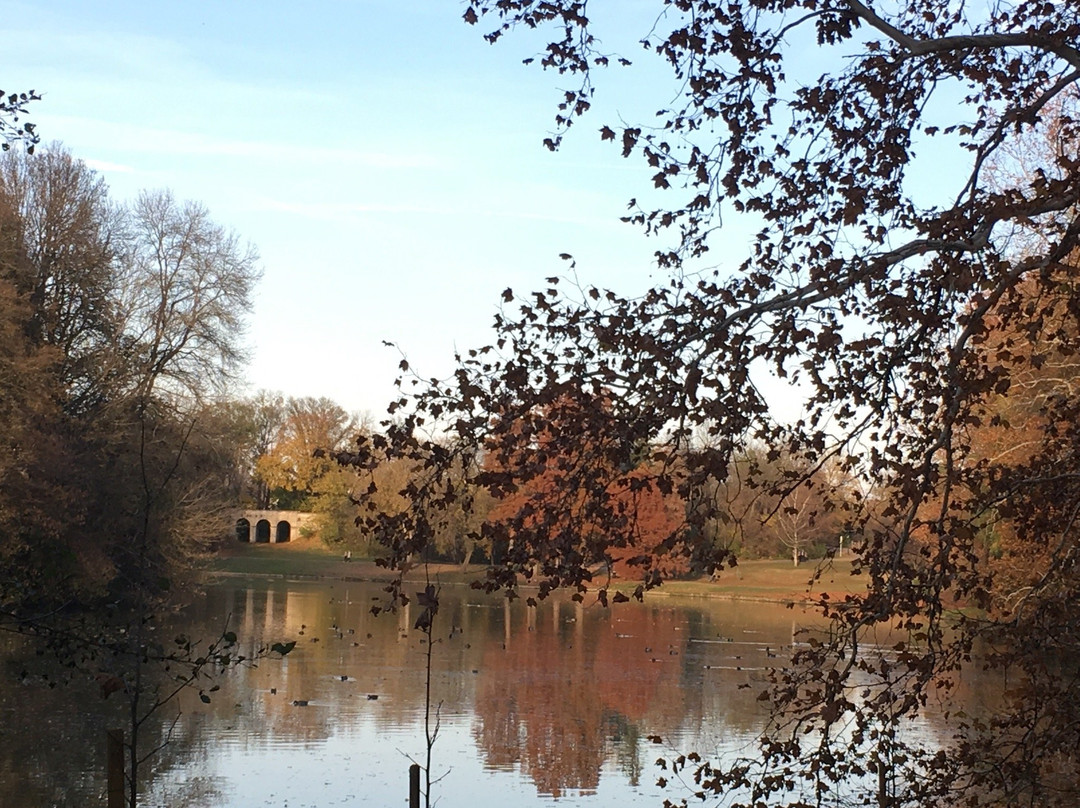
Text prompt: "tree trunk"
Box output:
[[460, 540, 477, 573]]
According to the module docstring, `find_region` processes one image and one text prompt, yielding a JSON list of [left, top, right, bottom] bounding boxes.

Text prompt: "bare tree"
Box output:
[[768, 484, 814, 567], [116, 189, 259, 407]]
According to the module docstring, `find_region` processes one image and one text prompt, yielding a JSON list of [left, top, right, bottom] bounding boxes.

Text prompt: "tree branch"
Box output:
[[842, 0, 1080, 70]]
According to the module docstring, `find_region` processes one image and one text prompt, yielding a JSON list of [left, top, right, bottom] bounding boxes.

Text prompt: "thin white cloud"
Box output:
[[44, 115, 436, 170], [253, 197, 455, 218], [249, 196, 618, 228], [82, 158, 135, 174]]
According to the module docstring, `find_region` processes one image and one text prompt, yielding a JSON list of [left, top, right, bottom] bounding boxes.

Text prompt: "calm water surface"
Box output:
[[0, 577, 975, 807]]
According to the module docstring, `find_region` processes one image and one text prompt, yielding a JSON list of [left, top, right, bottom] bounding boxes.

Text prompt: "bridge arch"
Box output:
[[230, 509, 318, 544]]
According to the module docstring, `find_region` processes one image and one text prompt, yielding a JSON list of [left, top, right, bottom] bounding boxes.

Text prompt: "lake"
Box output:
[[0, 576, 975, 807]]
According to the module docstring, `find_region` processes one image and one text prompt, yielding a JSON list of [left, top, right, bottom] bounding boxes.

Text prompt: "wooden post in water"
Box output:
[[107, 729, 124, 808], [409, 763, 421, 808], [876, 726, 893, 808]]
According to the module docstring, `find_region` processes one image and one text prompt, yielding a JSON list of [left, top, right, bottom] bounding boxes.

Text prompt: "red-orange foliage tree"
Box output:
[[481, 394, 690, 595], [485, 454, 691, 583], [335, 2, 1080, 805]]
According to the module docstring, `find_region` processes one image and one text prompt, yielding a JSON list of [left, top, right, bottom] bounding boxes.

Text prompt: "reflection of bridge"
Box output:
[[234, 510, 320, 543]]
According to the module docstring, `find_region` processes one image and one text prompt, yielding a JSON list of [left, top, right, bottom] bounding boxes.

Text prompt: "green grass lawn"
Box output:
[[650, 557, 866, 601], [208, 542, 354, 578], [208, 540, 866, 601]]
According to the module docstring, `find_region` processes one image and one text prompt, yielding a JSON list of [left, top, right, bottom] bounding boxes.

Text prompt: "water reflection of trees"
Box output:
[[0, 580, 869, 806], [0, 635, 111, 808], [472, 599, 690, 797], [0, 630, 229, 808]]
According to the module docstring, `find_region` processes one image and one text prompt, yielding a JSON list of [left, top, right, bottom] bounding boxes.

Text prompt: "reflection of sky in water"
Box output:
[[154, 717, 682, 808], [138, 580, 791, 807]]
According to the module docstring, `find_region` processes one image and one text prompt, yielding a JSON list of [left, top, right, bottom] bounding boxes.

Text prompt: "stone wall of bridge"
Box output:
[[233, 509, 320, 543]]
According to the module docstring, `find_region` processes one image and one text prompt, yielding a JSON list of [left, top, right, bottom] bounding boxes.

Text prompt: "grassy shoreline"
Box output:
[[207, 537, 867, 603]]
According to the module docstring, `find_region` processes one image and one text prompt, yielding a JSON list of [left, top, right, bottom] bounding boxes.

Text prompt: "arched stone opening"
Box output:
[[255, 519, 271, 543], [236, 518, 251, 542], [275, 521, 291, 543]]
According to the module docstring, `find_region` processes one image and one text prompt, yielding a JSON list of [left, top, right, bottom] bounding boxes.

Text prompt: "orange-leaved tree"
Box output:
[[480, 391, 691, 601]]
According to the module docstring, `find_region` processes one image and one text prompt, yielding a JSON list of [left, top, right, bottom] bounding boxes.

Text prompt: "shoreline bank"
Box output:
[[207, 541, 867, 605]]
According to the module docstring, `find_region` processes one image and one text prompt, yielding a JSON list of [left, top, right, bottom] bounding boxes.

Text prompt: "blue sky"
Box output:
[[6, 1, 974, 423], [3, 0, 740, 418], [2, 1, 980, 423], [0, 0, 1046, 790]]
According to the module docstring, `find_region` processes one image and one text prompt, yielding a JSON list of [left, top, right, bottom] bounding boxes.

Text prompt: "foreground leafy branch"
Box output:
[[338, 1, 1080, 805]]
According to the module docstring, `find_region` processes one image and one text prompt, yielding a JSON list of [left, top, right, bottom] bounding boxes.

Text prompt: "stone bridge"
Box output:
[[233, 509, 320, 543]]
